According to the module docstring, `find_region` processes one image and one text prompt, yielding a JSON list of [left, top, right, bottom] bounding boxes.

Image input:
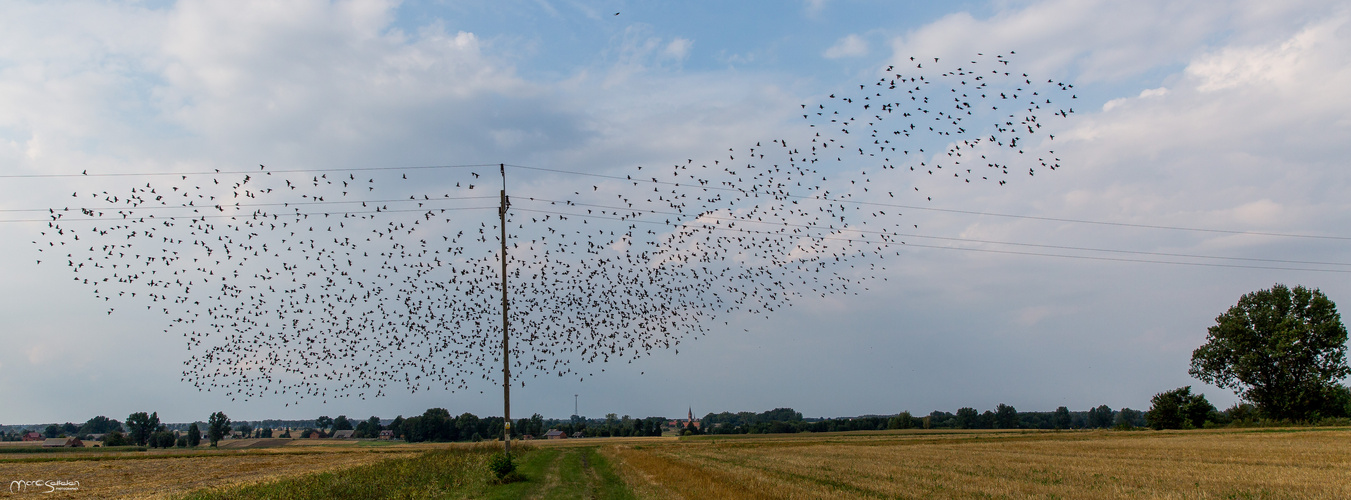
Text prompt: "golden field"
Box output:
[[603, 428, 1351, 499], [3, 428, 1349, 498], [0, 441, 419, 498]]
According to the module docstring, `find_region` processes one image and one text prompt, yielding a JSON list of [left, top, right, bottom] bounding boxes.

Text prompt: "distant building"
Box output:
[[332, 430, 355, 439], [544, 429, 566, 439], [667, 407, 701, 431], [378, 430, 394, 440], [42, 437, 82, 448], [22, 432, 42, 441]]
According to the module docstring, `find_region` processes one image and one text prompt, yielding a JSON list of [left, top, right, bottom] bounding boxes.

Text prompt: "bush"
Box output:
[[1146, 386, 1216, 429], [151, 430, 176, 448], [104, 430, 128, 446], [1316, 417, 1351, 427], [487, 451, 519, 482]]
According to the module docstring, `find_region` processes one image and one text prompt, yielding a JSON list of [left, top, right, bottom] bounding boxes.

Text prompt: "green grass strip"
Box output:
[[583, 447, 637, 500], [176, 444, 637, 500], [179, 447, 500, 500]]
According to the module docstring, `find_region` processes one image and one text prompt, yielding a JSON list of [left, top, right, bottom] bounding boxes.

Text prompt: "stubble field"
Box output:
[[0, 442, 418, 498], [605, 428, 1351, 499], [2, 428, 1348, 499]]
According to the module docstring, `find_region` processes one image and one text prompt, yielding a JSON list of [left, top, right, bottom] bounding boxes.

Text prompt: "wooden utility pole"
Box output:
[[500, 163, 512, 455]]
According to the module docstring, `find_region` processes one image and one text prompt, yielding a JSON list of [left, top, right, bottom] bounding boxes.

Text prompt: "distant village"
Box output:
[[2, 404, 1154, 449], [0, 409, 709, 448]]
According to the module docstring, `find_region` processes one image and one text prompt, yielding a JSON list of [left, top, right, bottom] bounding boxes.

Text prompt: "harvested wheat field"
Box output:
[[6, 429, 1349, 498], [0, 445, 418, 498], [602, 428, 1351, 499]]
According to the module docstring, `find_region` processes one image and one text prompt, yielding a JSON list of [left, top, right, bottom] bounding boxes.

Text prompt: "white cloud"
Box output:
[[1224, 200, 1286, 227], [154, 1, 539, 166], [885, 0, 1340, 84], [25, 344, 54, 365], [824, 34, 868, 59], [1102, 87, 1167, 112], [664, 37, 693, 60], [1064, 12, 1351, 168], [1189, 15, 1349, 93], [1015, 305, 1061, 327], [533, 0, 562, 18]]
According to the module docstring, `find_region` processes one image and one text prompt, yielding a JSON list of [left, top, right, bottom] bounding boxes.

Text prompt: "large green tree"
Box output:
[[954, 407, 979, 429], [79, 416, 123, 435], [355, 416, 382, 438], [208, 411, 231, 447], [994, 404, 1018, 429], [126, 412, 160, 446], [332, 415, 353, 431], [1190, 284, 1349, 421], [1052, 407, 1071, 430], [1088, 405, 1115, 428]]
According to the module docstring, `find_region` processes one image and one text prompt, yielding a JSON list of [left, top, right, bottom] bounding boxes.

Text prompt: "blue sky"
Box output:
[[1, 0, 1349, 425]]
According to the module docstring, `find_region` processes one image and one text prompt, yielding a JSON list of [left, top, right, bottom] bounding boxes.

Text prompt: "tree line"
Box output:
[[689, 406, 1148, 435], [393, 409, 665, 442]]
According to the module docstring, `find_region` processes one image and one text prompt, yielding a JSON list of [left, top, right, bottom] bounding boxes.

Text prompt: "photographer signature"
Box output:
[[9, 479, 81, 493]]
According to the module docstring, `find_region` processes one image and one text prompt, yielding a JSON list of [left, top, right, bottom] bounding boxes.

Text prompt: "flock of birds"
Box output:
[[35, 53, 1074, 404]]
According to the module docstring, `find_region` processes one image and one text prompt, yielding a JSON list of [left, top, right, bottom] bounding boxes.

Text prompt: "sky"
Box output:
[[2, 0, 1349, 426]]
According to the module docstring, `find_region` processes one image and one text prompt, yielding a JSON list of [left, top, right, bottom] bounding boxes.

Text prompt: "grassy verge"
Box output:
[[178, 444, 503, 499], [178, 442, 636, 500], [551, 446, 634, 500], [0, 445, 148, 454], [478, 447, 555, 499], [0, 447, 410, 465]]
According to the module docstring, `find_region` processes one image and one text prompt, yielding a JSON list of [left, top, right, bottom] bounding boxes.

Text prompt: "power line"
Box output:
[[509, 206, 1351, 274], [0, 163, 498, 179], [6, 161, 1347, 241], [812, 199, 1351, 241], [0, 195, 499, 213], [5, 206, 497, 223], [513, 197, 1351, 268], [20, 193, 1340, 269], [508, 164, 1350, 241]]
